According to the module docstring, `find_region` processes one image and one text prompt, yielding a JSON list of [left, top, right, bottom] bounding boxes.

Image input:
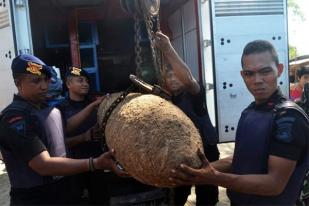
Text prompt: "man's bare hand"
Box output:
[[89, 96, 105, 109], [154, 31, 173, 53], [169, 149, 217, 186], [94, 149, 129, 177]]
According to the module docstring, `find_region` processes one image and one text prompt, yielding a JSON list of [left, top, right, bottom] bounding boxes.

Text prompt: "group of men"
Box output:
[[0, 30, 308, 206]]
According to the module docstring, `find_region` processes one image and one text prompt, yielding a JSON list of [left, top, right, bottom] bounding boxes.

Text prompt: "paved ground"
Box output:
[[0, 143, 234, 205], [0, 161, 9, 206]]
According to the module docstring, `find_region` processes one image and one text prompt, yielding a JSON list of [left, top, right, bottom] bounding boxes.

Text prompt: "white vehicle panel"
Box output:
[[205, 0, 288, 142], [0, 1, 16, 110]]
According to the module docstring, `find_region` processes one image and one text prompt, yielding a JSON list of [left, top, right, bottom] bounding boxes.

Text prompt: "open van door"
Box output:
[[0, 0, 16, 110], [200, 0, 289, 142], [10, 0, 33, 55]]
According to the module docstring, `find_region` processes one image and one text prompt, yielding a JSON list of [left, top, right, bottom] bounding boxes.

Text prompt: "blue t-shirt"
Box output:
[[59, 98, 102, 158]]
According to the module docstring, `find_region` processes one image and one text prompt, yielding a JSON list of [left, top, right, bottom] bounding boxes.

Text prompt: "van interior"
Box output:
[[28, 0, 191, 94]]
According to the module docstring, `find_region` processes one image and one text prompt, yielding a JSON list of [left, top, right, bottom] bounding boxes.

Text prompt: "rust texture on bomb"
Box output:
[[98, 93, 203, 187]]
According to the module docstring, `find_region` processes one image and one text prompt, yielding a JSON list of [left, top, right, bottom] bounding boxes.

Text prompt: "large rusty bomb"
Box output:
[[98, 93, 203, 187]]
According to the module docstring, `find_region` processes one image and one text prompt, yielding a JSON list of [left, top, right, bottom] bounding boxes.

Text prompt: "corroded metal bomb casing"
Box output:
[[98, 93, 203, 187]]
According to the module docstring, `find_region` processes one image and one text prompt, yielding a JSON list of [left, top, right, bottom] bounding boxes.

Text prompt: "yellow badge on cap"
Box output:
[[71, 67, 82, 76], [26, 62, 42, 75]]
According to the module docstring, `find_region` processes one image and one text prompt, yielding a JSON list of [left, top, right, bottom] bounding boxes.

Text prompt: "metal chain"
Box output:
[[100, 86, 134, 151], [132, 0, 163, 83], [155, 14, 165, 84], [134, 14, 143, 78], [156, 13, 160, 31], [144, 14, 163, 83]]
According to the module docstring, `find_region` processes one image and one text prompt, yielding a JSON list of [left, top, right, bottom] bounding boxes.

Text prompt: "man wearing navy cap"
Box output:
[[0, 54, 126, 205], [59, 66, 109, 204]]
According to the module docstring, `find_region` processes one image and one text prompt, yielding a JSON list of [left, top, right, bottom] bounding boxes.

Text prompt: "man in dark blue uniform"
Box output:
[[61, 69, 168, 205], [155, 32, 220, 206], [169, 40, 309, 205], [0, 54, 125, 205], [59, 66, 110, 204]]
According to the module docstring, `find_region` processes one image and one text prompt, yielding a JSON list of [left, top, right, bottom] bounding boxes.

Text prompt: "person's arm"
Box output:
[[155, 32, 200, 95], [29, 151, 89, 176], [170, 150, 296, 196], [210, 155, 295, 196], [66, 97, 103, 133], [211, 155, 233, 173], [1, 113, 126, 177], [28, 149, 127, 177], [65, 129, 91, 148]]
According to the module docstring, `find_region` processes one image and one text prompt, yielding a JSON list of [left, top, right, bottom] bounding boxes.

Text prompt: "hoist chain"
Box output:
[[144, 15, 161, 83], [134, 14, 143, 78], [133, 4, 164, 83], [144, 14, 163, 82], [155, 14, 165, 84]]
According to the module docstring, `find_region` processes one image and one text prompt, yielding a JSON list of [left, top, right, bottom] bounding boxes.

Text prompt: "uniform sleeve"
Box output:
[[189, 83, 207, 116], [269, 109, 309, 161], [0, 112, 46, 163]]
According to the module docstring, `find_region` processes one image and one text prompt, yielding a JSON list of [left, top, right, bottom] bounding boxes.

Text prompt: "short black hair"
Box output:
[[12, 73, 27, 86], [296, 65, 309, 78], [241, 40, 279, 68]]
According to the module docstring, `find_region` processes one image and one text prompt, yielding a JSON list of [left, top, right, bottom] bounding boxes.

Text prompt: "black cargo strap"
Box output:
[[100, 85, 134, 151], [274, 100, 309, 123], [271, 100, 309, 205]]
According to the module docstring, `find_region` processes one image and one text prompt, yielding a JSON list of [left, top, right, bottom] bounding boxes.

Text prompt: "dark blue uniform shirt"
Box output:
[[228, 89, 309, 205], [59, 98, 102, 159], [0, 95, 73, 205]]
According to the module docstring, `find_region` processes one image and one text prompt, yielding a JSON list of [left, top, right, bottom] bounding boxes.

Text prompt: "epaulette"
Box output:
[[274, 100, 309, 123], [0, 100, 32, 121]]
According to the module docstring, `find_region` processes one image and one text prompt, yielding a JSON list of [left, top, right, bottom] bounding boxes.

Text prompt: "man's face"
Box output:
[[241, 51, 283, 104], [165, 70, 184, 94], [299, 74, 309, 88], [66, 76, 89, 96], [17, 74, 50, 103]]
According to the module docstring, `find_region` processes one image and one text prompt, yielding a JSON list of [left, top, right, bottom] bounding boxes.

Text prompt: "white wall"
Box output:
[[210, 0, 289, 142], [0, 1, 16, 110]]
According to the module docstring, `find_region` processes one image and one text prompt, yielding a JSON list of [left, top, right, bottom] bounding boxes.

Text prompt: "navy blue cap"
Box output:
[[11, 54, 52, 78], [66, 66, 89, 79]]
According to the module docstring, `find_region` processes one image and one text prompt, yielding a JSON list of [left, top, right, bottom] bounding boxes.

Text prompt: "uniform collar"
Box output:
[[13, 94, 48, 109], [13, 94, 27, 102], [68, 96, 89, 105], [248, 88, 287, 111]]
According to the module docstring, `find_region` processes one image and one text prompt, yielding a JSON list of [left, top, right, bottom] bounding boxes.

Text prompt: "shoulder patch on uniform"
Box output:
[[275, 117, 295, 143], [8, 116, 23, 124], [9, 118, 26, 136]]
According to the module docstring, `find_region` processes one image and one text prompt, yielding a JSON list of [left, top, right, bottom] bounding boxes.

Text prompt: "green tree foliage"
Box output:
[[288, 0, 305, 21], [288, 0, 305, 60], [289, 45, 297, 60]]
